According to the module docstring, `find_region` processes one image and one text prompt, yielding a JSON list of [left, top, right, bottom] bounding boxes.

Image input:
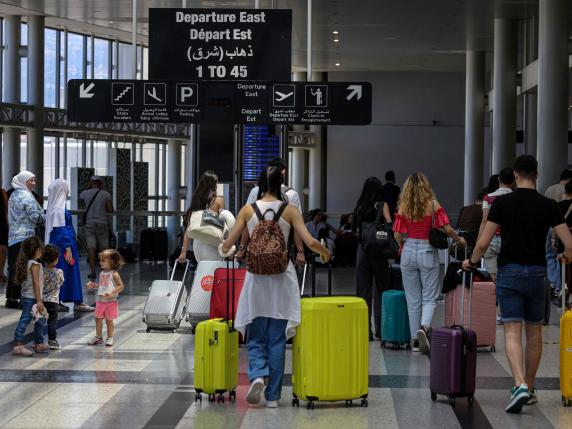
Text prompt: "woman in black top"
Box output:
[[353, 177, 393, 341]]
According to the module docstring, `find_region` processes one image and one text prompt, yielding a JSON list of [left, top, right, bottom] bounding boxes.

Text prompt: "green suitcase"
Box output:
[[381, 290, 411, 350]]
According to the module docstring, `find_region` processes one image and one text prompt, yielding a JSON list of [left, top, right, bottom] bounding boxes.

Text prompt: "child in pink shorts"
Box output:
[[87, 250, 125, 347]]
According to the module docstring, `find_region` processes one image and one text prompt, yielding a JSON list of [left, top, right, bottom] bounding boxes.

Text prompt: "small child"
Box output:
[[41, 245, 64, 350], [87, 249, 125, 347], [13, 237, 47, 356]]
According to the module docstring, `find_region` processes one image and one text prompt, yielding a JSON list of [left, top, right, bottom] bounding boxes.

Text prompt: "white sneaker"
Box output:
[[246, 377, 265, 404], [266, 400, 278, 408], [105, 337, 114, 347]]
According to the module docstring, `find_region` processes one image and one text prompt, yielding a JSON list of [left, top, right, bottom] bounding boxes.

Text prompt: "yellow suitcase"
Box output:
[[561, 264, 572, 406], [292, 296, 369, 409], [193, 318, 239, 403]]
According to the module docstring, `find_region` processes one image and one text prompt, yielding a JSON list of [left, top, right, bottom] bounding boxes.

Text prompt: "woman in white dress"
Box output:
[[178, 171, 235, 263], [220, 166, 330, 408]]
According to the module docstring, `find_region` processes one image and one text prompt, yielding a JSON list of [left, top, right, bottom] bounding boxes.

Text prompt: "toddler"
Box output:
[[13, 237, 47, 356], [87, 249, 124, 346], [42, 245, 64, 350]]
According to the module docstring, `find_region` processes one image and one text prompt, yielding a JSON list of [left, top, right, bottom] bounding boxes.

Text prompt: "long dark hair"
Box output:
[[15, 236, 43, 284], [190, 171, 218, 212], [261, 166, 283, 199], [354, 177, 384, 215], [485, 174, 499, 194]]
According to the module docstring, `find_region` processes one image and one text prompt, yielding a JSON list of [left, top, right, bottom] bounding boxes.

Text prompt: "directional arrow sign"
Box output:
[[346, 85, 362, 101], [79, 82, 95, 99]]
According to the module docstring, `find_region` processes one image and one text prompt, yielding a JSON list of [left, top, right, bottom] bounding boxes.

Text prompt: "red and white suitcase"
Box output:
[[209, 265, 247, 320]]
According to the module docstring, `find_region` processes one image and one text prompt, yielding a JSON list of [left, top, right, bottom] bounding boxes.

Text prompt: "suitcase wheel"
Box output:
[[563, 397, 571, 407], [208, 394, 216, 402], [217, 394, 225, 403], [490, 345, 496, 352], [360, 398, 368, 408], [345, 400, 353, 407], [146, 328, 151, 333], [306, 401, 315, 410], [195, 392, 202, 402], [292, 397, 299, 407], [468, 396, 474, 406], [431, 392, 437, 402], [406, 343, 412, 351], [229, 390, 236, 401], [449, 397, 456, 406]]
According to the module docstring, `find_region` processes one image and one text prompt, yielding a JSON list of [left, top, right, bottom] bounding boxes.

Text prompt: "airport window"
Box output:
[[44, 136, 57, 196], [94, 37, 110, 79], [44, 28, 57, 107], [67, 32, 84, 81], [118, 42, 133, 79]]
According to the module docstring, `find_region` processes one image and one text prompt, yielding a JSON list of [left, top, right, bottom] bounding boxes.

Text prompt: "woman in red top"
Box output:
[[393, 173, 465, 354]]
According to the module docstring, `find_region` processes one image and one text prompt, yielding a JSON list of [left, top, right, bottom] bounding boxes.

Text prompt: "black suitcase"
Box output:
[[140, 213, 168, 262]]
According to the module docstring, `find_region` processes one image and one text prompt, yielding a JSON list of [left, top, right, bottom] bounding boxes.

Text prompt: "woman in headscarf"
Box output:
[[45, 179, 93, 312], [5, 171, 45, 309]]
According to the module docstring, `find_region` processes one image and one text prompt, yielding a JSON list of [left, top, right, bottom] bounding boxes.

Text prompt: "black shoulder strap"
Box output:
[[374, 201, 384, 224], [83, 189, 102, 223], [251, 203, 264, 221], [274, 202, 288, 221]]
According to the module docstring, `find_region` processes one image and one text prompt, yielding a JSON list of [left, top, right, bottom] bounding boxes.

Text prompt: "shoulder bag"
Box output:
[[361, 202, 398, 259], [429, 201, 449, 249], [187, 199, 228, 246]]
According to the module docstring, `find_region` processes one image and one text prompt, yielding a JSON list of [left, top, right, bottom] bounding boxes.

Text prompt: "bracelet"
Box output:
[[239, 244, 246, 250]]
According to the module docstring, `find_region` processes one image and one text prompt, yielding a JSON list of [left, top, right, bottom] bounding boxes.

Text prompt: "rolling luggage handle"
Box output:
[[170, 259, 191, 284], [443, 243, 468, 327], [224, 258, 236, 331], [562, 260, 568, 312]]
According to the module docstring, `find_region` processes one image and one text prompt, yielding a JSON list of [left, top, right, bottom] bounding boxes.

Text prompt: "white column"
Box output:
[[464, 51, 485, 205], [2, 16, 21, 189], [537, 0, 570, 192], [167, 140, 182, 254], [492, 18, 517, 173]]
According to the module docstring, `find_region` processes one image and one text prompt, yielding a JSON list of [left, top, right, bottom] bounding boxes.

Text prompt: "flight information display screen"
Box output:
[[243, 125, 280, 182]]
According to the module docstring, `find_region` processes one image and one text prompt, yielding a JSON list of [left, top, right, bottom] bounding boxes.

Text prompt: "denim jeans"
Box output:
[[400, 239, 440, 339], [546, 230, 561, 292], [247, 317, 288, 402], [496, 264, 546, 324], [14, 297, 46, 344]]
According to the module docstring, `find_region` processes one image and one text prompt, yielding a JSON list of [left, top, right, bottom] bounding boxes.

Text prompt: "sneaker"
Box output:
[[12, 345, 33, 357], [34, 343, 50, 354], [505, 384, 530, 413], [88, 272, 97, 280], [105, 337, 114, 347], [5, 299, 19, 309], [88, 336, 103, 346], [75, 303, 95, 312], [266, 400, 279, 408], [246, 377, 265, 405], [526, 388, 537, 405], [417, 328, 430, 355], [412, 339, 420, 352], [48, 340, 61, 350], [58, 303, 70, 312], [496, 314, 504, 325]]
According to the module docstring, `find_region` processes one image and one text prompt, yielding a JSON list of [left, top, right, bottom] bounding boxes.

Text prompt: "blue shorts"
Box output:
[[496, 264, 546, 325]]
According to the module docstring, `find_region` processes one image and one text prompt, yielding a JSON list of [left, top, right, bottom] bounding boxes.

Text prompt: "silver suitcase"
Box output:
[[142, 260, 191, 332]]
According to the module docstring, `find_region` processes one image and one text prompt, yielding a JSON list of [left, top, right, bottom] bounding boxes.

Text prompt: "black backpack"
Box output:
[[361, 202, 398, 259]]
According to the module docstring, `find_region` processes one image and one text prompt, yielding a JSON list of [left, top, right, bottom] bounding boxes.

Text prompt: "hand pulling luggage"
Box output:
[[292, 262, 368, 409], [186, 260, 234, 330], [381, 290, 411, 350], [430, 269, 477, 406], [194, 260, 239, 403], [142, 259, 191, 332], [560, 263, 572, 407]]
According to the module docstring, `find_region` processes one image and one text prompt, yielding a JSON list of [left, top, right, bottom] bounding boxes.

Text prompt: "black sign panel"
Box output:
[[149, 9, 292, 81], [67, 80, 372, 126]]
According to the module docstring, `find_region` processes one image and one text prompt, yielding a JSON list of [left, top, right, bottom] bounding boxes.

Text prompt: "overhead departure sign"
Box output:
[[148, 9, 292, 81], [67, 80, 372, 126]]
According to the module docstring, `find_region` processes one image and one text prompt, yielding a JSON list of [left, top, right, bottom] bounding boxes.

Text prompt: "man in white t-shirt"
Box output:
[[240, 158, 305, 266]]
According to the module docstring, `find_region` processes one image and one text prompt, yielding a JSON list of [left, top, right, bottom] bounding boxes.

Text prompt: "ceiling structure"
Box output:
[[0, 0, 566, 72]]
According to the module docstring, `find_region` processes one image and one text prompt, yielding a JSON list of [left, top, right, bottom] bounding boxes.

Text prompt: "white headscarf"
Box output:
[[11, 171, 35, 192], [45, 179, 69, 243]]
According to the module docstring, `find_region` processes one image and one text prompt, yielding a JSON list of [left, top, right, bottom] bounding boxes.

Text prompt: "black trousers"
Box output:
[[6, 242, 22, 301], [44, 302, 59, 341], [355, 245, 390, 337]]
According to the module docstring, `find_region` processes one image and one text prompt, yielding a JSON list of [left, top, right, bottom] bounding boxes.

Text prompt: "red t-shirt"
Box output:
[[393, 207, 450, 240]]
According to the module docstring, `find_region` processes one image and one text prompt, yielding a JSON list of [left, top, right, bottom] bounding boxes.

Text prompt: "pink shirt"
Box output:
[[393, 207, 450, 240]]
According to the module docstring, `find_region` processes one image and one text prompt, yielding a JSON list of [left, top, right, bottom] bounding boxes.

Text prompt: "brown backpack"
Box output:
[[246, 203, 289, 275]]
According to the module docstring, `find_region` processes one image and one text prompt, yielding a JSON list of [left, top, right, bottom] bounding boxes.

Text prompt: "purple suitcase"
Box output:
[[430, 268, 477, 406]]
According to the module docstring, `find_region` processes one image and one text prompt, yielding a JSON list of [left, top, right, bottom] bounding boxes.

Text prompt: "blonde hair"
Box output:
[[99, 249, 125, 271], [398, 173, 436, 221]]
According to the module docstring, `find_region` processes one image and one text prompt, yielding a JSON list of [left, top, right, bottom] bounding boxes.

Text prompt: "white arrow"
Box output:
[[79, 82, 95, 99], [346, 85, 362, 101]]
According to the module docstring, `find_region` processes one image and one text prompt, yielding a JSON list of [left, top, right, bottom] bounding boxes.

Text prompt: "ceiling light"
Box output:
[[108, 21, 114, 24], [332, 30, 339, 35], [333, 38, 339, 43], [335, 63, 340, 67]]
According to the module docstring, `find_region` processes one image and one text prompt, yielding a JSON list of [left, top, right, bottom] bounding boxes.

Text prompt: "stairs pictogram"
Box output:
[[114, 86, 132, 102]]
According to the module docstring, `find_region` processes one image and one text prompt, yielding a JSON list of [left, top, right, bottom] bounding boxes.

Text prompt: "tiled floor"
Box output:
[[0, 262, 570, 429]]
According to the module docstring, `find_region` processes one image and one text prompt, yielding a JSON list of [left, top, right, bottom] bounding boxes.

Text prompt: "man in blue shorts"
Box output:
[[463, 155, 572, 413]]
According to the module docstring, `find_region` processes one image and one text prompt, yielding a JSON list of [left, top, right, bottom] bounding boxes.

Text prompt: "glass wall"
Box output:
[[44, 28, 57, 107], [94, 38, 110, 79]]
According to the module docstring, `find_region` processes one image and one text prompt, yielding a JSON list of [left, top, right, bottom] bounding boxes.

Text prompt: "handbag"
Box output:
[[188, 208, 228, 247], [361, 202, 398, 259], [35, 219, 46, 242], [429, 202, 449, 249]]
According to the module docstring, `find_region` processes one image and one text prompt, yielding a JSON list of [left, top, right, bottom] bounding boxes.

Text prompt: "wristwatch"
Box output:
[[467, 259, 477, 268]]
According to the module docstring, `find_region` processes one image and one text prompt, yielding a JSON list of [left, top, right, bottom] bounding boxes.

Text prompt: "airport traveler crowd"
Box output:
[[179, 170, 235, 263], [353, 177, 392, 341], [544, 169, 572, 298], [47, 179, 93, 312], [79, 176, 114, 280], [219, 166, 330, 408], [5, 171, 45, 309], [463, 155, 572, 413], [393, 173, 466, 354]]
